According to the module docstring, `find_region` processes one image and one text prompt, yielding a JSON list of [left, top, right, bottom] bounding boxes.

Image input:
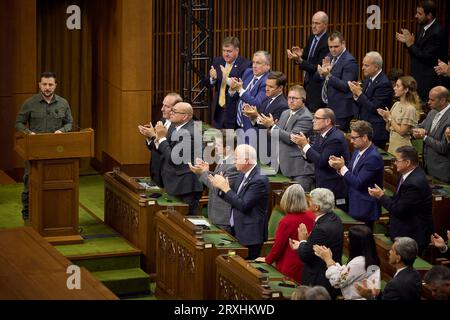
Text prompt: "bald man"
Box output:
[[287, 11, 330, 112], [412, 86, 450, 183], [154, 102, 203, 214]]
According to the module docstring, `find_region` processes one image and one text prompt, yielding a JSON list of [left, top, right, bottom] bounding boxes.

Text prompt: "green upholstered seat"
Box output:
[[268, 205, 286, 240]]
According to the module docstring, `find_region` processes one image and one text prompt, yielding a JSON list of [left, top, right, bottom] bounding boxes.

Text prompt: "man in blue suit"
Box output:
[[349, 52, 394, 150], [204, 37, 252, 129], [329, 121, 384, 229], [369, 146, 434, 253], [291, 108, 350, 211], [209, 144, 270, 259], [228, 51, 271, 130], [315, 31, 359, 132]]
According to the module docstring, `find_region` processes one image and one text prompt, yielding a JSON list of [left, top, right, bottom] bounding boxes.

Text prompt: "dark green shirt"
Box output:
[[15, 94, 73, 133]]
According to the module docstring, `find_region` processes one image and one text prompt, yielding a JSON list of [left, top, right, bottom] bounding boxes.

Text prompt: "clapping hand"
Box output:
[[376, 107, 390, 122], [297, 223, 310, 241], [242, 103, 259, 119], [348, 81, 363, 97], [188, 158, 209, 175], [138, 123, 156, 139], [208, 173, 231, 193], [396, 29, 415, 47], [328, 155, 345, 171], [258, 113, 275, 128], [368, 184, 384, 199], [210, 66, 217, 80], [434, 60, 450, 76], [154, 121, 167, 140], [286, 46, 303, 62], [290, 132, 308, 148], [289, 238, 300, 250]]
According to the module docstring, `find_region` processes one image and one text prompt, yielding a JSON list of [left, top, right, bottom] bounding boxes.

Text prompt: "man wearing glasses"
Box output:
[[258, 85, 314, 191], [368, 146, 433, 254], [328, 120, 384, 229], [154, 102, 203, 215], [291, 108, 349, 211]]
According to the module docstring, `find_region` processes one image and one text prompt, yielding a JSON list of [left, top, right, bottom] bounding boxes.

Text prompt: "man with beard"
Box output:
[[15, 71, 74, 223], [396, 0, 447, 102]]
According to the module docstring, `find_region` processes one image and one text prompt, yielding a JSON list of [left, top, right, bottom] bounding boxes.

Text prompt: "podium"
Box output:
[[14, 129, 94, 245]]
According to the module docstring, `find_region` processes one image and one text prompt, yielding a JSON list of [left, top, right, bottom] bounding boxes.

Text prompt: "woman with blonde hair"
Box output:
[[255, 184, 315, 283], [377, 76, 421, 154]]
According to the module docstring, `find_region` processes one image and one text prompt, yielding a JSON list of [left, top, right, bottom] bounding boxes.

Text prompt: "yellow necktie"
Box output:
[[218, 64, 233, 107]]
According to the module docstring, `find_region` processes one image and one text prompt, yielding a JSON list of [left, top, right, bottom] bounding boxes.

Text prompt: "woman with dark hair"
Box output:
[[255, 184, 315, 283], [313, 225, 380, 300]]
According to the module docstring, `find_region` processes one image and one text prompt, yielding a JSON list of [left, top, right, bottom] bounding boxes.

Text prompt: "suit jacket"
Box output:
[[379, 167, 434, 248], [158, 119, 203, 196], [298, 212, 343, 294], [222, 166, 270, 246], [314, 50, 359, 119], [273, 107, 314, 178], [419, 106, 450, 183], [343, 144, 384, 222], [306, 127, 350, 200], [356, 72, 394, 142], [255, 94, 289, 128], [407, 20, 446, 101], [198, 162, 239, 226], [297, 33, 329, 112], [381, 266, 422, 300], [146, 118, 170, 187], [205, 55, 252, 128], [229, 68, 269, 130]]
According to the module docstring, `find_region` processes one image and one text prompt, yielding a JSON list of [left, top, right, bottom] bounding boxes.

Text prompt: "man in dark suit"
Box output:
[[289, 188, 343, 299], [154, 102, 204, 215], [356, 237, 422, 300], [287, 11, 329, 112], [329, 121, 384, 229], [228, 51, 271, 130], [412, 86, 450, 183], [424, 265, 450, 300], [189, 132, 239, 233], [291, 108, 350, 211], [209, 144, 270, 259], [396, 0, 447, 102], [348, 51, 394, 149], [315, 31, 359, 132], [138, 92, 182, 187], [204, 37, 252, 129], [259, 85, 314, 191], [243, 71, 288, 162], [369, 146, 434, 253]]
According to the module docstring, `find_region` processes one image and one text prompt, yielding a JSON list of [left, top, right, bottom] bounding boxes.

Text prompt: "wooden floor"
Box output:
[[0, 227, 118, 300], [0, 170, 16, 185]]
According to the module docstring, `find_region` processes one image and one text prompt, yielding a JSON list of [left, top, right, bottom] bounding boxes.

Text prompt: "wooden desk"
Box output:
[[0, 227, 117, 300], [155, 210, 248, 299], [104, 171, 189, 275], [216, 254, 298, 300]]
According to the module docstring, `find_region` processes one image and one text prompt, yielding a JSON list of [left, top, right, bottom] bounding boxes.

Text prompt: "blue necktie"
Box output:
[[237, 77, 258, 127], [308, 37, 319, 61], [352, 153, 362, 171], [321, 57, 336, 104]]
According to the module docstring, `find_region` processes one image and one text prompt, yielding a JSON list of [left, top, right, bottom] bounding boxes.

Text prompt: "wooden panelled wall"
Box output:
[[153, 0, 449, 122]]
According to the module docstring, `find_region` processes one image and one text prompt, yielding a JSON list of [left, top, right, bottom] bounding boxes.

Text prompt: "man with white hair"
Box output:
[[348, 51, 394, 149], [209, 144, 270, 259], [289, 188, 343, 299]]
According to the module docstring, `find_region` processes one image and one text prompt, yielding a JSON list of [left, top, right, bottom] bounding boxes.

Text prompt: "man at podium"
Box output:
[[15, 71, 73, 223]]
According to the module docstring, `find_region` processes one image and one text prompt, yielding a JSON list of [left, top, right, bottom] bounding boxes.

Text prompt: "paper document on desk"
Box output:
[[188, 218, 211, 227]]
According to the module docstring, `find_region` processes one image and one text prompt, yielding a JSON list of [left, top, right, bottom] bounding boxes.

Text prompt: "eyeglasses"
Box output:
[[349, 135, 362, 140], [287, 96, 302, 100], [393, 158, 406, 163], [171, 110, 186, 115]]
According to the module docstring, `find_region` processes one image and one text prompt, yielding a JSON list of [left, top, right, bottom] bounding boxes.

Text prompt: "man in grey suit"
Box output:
[[258, 85, 314, 191], [412, 86, 450, 183], [189, 133, 239, 233]]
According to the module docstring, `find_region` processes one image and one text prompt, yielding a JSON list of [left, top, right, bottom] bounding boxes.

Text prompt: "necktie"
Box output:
[[307, 37, 319, 61], [264, 98, 274, 114], [230, 175, 248, 226], [236, 77, 258, 127], [396, 176, 404, 194], [430, 112, 441, 133], [364, 79, 373, 93], [352, 152, 362, 171], [321, 57, 336, 104], [218, 64, 233, 107], [284, 111, 294, 129]]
